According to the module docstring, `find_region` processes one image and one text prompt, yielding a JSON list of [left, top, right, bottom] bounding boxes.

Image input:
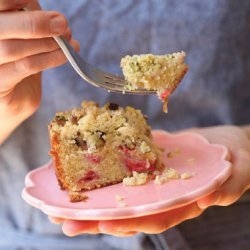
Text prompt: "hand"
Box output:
[[193, 125, 250, 208], [49, 125, 250, 236], [0, 0, 80, 143]]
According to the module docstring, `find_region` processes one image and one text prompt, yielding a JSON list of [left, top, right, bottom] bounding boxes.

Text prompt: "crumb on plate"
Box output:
[[69, 191, 89, 202], [154, 168, 180, 185], [181, 172, 193, 179], [187, 158, 196, 165], [115, 194, 125, 201], [123, 171, 149, 186]]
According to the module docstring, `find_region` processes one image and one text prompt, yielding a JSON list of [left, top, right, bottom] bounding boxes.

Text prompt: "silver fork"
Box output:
[[21, 8, 155, 94], [54, 36, 156, 95]]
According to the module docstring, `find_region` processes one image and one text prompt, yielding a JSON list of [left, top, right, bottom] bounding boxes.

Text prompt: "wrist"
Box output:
[[0, 117, 22, 144], [0, 108, 29, 144]]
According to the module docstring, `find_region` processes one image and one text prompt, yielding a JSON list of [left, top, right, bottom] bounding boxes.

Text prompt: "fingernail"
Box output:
[[50, 15, 67, 34]]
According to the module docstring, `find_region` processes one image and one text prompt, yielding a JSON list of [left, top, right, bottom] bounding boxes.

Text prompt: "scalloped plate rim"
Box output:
[[22, 130, 232, 220]]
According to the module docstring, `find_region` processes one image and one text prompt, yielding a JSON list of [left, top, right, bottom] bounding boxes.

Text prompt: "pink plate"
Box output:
[[22, 130, 232, 220]]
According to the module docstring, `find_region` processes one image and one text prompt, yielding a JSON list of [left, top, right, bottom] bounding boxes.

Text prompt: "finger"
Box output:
[[212, 173, 249, 206], [62, 220, 99, 236], [197, 191, 221, 209], [200, 151, 250, 207], [0, 11, 68, 39], [103, 231, 139, 237], [99, 203, 202, 234], [0, 28, 72, 65], [0, 0, 30, 11], [0, 39, 80, 92], [217, 145, 250, 205], [48, 216, 65, 224]]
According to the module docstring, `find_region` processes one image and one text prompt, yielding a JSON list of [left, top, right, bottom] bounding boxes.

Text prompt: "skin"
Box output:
[[0, 0, 80, 143], [1, 0, 249, 238]]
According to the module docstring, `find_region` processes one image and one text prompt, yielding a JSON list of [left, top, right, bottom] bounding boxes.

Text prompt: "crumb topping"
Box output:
[[49, 101, 160, 156], [123, 171, 149, 186], [140, 141, 151, 153], [120, 52, 188, 112]]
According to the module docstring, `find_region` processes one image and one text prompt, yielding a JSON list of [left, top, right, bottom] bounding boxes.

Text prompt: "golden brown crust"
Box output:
[[171, 66, 188, 93], [48, 128, 68, 191], [162, 65, 188, 112], [69, 192, 89, 202], [76, 179, 127, 191]]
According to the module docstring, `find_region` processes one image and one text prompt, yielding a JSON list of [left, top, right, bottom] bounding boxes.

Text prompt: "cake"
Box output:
[[48, 101, 164, 201], [120, 52, 188, 112]]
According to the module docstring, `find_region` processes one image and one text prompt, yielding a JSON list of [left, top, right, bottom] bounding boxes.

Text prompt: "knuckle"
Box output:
[[24, 14, 40, 35], [24, 12, 49, 36], [0, 41, 12, 60], [15, 57, 36, 74]]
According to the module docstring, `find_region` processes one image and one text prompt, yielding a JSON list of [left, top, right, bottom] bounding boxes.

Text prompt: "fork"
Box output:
[[54, 36, 156, 95], [21, 8, 155, 95]]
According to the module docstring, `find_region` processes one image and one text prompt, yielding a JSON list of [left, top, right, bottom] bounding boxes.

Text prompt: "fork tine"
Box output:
[[104, 75, 126, 86], [104, 72, 124, 80], [97, 80, 156, 95], [53, 36, 156, 95], [104, 77, 126, 86]]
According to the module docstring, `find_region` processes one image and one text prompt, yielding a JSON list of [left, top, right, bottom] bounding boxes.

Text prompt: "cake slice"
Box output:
[[120, 52, 188, 112], [48, 101, 164, 201]]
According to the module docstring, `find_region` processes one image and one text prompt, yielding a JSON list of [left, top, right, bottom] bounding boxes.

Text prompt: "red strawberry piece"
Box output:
[[124, 157, 156, 172], [79, 170, 99, 183], [84, 154, 101, 164], [118, 146, 135, 156], [160, 89, 172, 101]]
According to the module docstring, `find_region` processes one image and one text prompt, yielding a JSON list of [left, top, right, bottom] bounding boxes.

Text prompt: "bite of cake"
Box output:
[[48, 101, 164, 201], [120, 52, 188, 112]]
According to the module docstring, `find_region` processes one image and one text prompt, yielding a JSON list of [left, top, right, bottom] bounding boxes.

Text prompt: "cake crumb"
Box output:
[[167, 151, 174, 158], [115, 195, 125, 201], [166, 168, 180, 179], [154, 168, 180, 185], [123, 172, 149, 186], [174, 148, 181, 155], [167, 148, 181, 158], [181, 172, 192, 179], [187, 158, 196, 165], [69, 191, 89, 202], [115, 195, 127, 207], [118, 201, 127, 207]]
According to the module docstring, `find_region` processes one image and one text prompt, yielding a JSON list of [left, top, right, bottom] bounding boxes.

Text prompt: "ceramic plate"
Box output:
[[22, 130, 232, 220]]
